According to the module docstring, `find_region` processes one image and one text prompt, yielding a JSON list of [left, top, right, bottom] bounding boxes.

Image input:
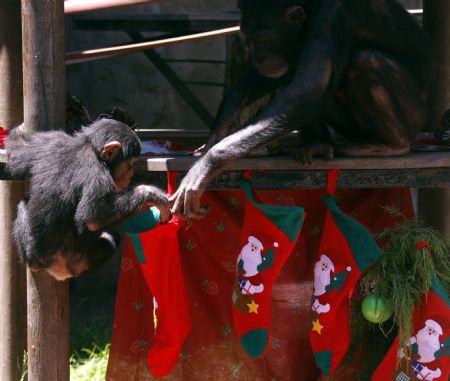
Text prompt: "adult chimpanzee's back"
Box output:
[[170, 0, 434, 219]]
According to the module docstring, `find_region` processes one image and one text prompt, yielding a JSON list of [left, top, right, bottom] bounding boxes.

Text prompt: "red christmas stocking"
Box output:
[[310, 169, 384, 375], [372, 276, 450, 381], [232, 179, 305, 358], [125, 173, 191, 378]]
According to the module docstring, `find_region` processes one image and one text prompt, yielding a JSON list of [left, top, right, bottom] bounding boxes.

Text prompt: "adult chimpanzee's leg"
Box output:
[[290, 119, 334, 163], [330, 49, 427, 157]]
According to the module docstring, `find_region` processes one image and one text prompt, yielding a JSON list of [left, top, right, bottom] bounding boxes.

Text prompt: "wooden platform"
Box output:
[[2, 148, 449, 189], [133, 152, 450, 189]]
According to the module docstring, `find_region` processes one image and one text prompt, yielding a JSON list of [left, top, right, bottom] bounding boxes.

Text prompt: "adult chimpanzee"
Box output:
[[7, 119, 170, 280], [170, 0, 432, 219]]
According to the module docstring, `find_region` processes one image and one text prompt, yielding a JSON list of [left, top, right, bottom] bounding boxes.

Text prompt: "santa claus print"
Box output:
[[232, 234, 278, 314], [237, 235, 276, 277], [312, 254, 351, 315], [312, 255, 334, 314], [405, 319, 446, 381], [410, 319, 443, 363], [314, 254, 335, 297]]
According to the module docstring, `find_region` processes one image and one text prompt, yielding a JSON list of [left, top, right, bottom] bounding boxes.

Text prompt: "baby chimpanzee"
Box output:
[[7, 118, 170, 280]]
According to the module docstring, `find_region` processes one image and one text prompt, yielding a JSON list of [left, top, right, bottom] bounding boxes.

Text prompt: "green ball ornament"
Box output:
[[361, 294, 393, 323]]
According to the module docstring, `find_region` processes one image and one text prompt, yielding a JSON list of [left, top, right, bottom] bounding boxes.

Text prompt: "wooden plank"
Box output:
[[135, 152, 450, 172], [133, 167, 450, 190], [22, 0, 70, 380]]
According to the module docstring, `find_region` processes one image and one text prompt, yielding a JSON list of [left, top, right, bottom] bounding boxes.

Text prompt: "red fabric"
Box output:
[[0, 129, 9, 149], [372, 281, 450, 381], [309, 171, 385, 376], [138, 220, 191, 377], [107, 188, 413, 381], [232, 181, 304, 358]]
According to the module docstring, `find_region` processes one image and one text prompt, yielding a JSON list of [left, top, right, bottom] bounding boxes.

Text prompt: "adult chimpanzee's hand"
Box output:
[[169, 159, 211, 220]]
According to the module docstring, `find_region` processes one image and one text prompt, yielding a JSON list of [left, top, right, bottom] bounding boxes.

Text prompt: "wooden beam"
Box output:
[[1, 149, 450, 188], [135, 152, 450, 172], [0, 1, 27, 380], [134, 167, 450, 190], [127, 31, 215, 129], [419, 2, 450, 234], [65, 26, 240, 65], [0, 182, 27, 380], [21, 0, 69, 380], [65, 0, 158, 14]]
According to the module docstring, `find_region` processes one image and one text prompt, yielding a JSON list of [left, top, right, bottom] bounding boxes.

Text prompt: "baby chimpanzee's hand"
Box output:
[[136, 185, 172, 224], [157, 202, 172, 224]]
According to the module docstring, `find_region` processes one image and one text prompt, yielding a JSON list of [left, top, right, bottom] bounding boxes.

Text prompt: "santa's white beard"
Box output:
[[240, 244, 262, 277], [416, 330, 440, 363], [313, 267, 331, 296]]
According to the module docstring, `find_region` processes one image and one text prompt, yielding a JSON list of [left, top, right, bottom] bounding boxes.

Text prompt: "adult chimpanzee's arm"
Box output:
[[75, 184, 170, 232], [205, 68, 283, 150], [171, 1, 352, 219]]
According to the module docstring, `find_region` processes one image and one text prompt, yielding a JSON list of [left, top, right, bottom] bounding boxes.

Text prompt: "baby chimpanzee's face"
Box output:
[[31, 254, 89, 281], [113, 157, 137, 191]]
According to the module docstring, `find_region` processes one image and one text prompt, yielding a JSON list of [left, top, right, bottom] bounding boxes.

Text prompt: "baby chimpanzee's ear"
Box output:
[[100, 141, 122, 162]]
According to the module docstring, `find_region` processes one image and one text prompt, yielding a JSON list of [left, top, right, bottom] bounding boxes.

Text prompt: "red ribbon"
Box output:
[[326, 169, 340, 195], [416, 241, 432, 255]]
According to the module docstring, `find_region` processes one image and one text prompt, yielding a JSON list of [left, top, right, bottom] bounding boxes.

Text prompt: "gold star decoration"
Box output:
[[312, 319, 324, 334], [247, 300, 259, 314]]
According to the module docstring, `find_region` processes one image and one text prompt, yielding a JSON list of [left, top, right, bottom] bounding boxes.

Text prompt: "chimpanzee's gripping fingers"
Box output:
[[169, 190, 184, 218], [157, 203, 172, 223], [183, 189, 209, 220]]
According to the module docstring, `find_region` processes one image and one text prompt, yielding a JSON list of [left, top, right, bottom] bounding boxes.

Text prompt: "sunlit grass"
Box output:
[[70, 320, 112, 381], [70, 344, 110, 381]]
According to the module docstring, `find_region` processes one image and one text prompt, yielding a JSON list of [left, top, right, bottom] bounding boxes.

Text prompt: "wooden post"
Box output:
[[21, 0, 69, 380], [0, 182, 27, 381], [418, 2, 450, 232], [0, 1, 27, 380]]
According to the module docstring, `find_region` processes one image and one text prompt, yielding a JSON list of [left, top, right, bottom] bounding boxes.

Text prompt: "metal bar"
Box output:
[[127, 31, 215, 129], [65, 0, 157, 14], [22, 0, 69, 379], [65, 26, 240, 65], [0, 1, 27, 379]]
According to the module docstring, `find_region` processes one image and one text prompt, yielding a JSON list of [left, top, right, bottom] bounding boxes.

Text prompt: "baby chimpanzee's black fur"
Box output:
[[7, 119, 169, 277]]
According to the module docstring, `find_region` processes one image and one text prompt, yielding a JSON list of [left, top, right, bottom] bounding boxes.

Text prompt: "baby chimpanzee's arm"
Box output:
[[75, 184, 170, 232]]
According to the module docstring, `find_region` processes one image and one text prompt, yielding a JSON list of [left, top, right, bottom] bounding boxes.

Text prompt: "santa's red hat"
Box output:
[[425, 319, 443, 335], [248, 231, 278, 253]]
